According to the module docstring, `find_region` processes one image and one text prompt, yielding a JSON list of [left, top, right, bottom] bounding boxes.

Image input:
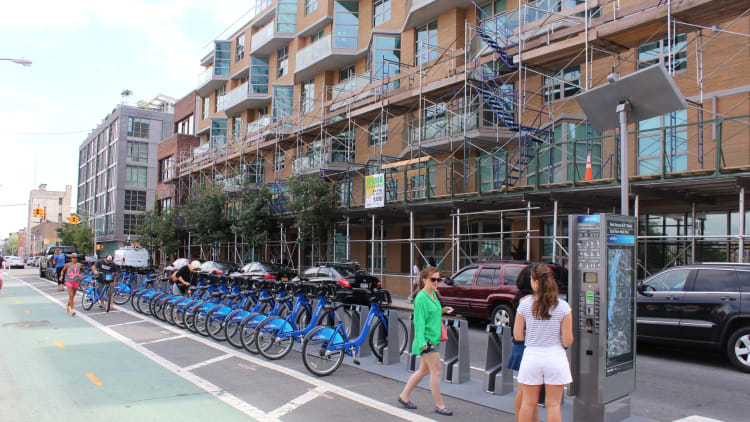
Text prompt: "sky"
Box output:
[[0, 0, 255, 240]]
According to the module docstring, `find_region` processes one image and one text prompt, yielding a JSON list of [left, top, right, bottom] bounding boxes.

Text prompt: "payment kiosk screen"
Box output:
[[606, 247, 634, 376]]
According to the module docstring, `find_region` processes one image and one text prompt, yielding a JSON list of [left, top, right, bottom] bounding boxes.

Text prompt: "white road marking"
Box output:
[[25, 275, 437, 422], [673, 417, 726, 422], [183, 354, 233, 372], [106, 320, 149, 328], [264, 385, 328, 421], [138, 335, 186, 345]]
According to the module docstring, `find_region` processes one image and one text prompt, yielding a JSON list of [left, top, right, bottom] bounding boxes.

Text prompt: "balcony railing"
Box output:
[[296, 34, 332, 71], [292, 150, 328, 174], [220, 82, 271, 115], [252, 21, 275, 51], [197, 67, 214, 87], [247, 116, 272, 138]]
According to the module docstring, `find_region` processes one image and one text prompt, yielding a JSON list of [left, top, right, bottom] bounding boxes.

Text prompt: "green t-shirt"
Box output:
[[412, 289, 442, 355]]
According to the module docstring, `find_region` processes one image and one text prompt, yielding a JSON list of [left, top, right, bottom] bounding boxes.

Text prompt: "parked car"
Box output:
[[636, 263, 750, 372], [26, 256, 35, 266], [199, 261, 238, 275], [294, 262, 380, 305], [113, 247, 150, 268], [7, 256, 25, 269], [39, 245, 77, 279], [436, 260, 568, 327], [240, 262, 297, 281]]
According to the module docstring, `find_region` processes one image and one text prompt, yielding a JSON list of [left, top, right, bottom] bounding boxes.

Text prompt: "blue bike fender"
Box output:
[[115, 283, 131, 294], [264, 318, 290, 332], [309, 327, 344, 344], [247, 314, 266, 328], [213, 306, 231, 317], [229, 311, 249, 323]]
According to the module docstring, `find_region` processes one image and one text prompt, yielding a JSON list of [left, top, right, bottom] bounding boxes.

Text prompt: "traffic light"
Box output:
[[39, 208, 46, 219], [32, 208, 40, 217], [70, 216, 79, 225]]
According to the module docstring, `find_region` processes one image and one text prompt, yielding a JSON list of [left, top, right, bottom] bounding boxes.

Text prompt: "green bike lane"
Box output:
[[0, 274, 256, 422]]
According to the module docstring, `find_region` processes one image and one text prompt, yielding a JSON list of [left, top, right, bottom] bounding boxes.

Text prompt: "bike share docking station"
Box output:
[[406, 315, 471, 384], [348, 304, 401, 365], [483, 325, 514, 395], [568, 214, 638, 422]]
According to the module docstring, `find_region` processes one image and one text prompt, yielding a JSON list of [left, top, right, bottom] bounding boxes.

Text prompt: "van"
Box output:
[[114, 247, 150, 268]]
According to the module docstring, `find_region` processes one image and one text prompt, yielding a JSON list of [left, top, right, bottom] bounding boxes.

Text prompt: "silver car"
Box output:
[[6, 256, 25, 269]]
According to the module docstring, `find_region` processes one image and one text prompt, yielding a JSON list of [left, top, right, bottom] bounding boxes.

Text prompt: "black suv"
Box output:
[[39, 245, 77, 279], [294, 262, 380, 305], [637, 263, 750, 372]]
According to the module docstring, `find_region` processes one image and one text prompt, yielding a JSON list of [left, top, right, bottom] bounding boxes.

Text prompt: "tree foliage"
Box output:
[[6, 235, 19, 255], [232, 185, 273, 247], [288, 175, 334, 248], [57, 219, 94, 256], [134, 206, 185, 258], [182, 185, 231, 248]]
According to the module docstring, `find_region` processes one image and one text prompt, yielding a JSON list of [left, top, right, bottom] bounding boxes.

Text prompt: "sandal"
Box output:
[[71, 310, 77, 317], [435, 407, 453, 416], [397, 397, 417, 409]]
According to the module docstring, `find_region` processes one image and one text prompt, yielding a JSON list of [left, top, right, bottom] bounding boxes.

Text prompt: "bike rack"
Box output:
[[378, 308, 401, 365], [406, 313, 419, 372], [441, 316, 470, 384], [483, 324, 514, 395], [349, 305, 371, 358]]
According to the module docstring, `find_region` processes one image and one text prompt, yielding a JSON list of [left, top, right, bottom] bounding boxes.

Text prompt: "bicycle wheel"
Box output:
[[195, 305, 211, 336], [316, 307, 353, 337], [256, 316, 295, 360], [241, 313, 264, 354], [207, 306, 228, 341], [106, 285, 113, 312], [151, 295, 167, 321], [301, 326, 345, 376], [368, 316, 408, 361], [164, 299, 177, 325], [131, 291, 143, 312], [112, 283, 131, 305], [81, 287, 95, 310], [173, 300, 191, 329], [184, 302, 202, 332], [225, 310, 245, 348]]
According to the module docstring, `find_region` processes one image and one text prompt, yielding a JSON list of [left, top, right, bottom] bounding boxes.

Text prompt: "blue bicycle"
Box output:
[[81, 275, 115, 313], [239, 280, 296, 354], [301, 288, 407, 376], [224, 278, 275, 348]]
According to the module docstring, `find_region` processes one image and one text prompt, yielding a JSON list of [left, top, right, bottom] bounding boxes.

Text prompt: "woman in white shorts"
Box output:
[[513, 264, 574, 422]]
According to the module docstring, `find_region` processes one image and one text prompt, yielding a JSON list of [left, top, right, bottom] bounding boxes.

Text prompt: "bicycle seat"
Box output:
[[226, 294, 240, 299], [210, 292, 223, 298], [259, 297, 273, 303]]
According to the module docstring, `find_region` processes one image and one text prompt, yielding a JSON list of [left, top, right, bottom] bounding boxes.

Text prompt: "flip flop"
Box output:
[[435, 407, 453, 416], [397, 397, 417, 409]]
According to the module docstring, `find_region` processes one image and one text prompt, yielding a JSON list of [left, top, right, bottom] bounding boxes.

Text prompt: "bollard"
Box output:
[[378, 308, 401, 365], [441, 317, 470, 384], [357, 305, 372, 358], [348, 305, 362, 339], [483, 324, 514, 395], [406, 313, 419, 372]]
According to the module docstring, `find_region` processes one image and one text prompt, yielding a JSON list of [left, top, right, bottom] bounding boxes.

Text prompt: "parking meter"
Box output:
[[568, 214, 637, 422]]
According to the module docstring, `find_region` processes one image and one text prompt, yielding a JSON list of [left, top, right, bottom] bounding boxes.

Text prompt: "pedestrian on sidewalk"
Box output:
[[507, 266, 540, 422], [513, 264, 574, 422], [53, 248, 66, 291], [398, 266, 454, 416], [0, 255, 6, 295], [60, 253, 83, 316]]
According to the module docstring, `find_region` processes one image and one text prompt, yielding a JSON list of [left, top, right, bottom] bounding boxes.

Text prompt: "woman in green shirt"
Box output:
[[398, 267, 454, 416]]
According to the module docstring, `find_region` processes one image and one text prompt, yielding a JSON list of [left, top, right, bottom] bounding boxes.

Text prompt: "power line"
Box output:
[[9, 130, 90, 135]]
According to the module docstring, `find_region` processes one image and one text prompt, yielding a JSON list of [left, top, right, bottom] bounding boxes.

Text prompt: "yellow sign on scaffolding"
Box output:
[[365, 173, 384, 209]]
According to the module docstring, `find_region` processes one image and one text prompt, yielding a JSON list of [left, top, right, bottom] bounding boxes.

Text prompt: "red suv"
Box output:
[[436, 261, 568, 327]]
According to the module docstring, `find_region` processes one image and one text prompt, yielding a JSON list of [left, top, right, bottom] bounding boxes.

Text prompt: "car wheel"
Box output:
[[727, 326, 750, 373], [490, 303, 514, 327]]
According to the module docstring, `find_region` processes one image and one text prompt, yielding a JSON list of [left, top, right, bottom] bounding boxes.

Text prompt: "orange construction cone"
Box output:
[[584, 152, 593, 181]]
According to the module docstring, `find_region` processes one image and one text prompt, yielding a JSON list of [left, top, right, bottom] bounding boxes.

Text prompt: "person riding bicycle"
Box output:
[[92, 255, 119, 309], [171, 260, 200, 295]]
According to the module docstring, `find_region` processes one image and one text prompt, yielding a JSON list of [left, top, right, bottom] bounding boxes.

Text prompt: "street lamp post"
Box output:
[[0, 58, 32, 66]]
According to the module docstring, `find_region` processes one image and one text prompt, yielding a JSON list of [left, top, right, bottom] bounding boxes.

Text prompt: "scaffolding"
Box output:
[[166, 0, 750, 289]]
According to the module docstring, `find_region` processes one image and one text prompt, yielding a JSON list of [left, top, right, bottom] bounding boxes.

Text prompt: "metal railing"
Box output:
[[296, 33, 333, 71], [251, 20, 275, 51]]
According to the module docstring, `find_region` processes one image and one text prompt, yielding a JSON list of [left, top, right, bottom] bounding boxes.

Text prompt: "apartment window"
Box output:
[[305, 0, 317, 15], [331, 130, 354, 163], [126, 141, 148, 163], [214, 41, 231, 76], [373, 0, 391, 26], [335, 179, 352, 208], [527, 122, 601, 185], [339, 65, 355, 82], [247, 158, 265, 184], [177, 116, 193, 135], [202, 97, 210, 118], [479, 151, 506, 191], [159, 198, 172, 213], [107, 142, 116, 167], [235, 34, 245, 62], [369, 120, 387, 146], [637, 109, 688, 175], [215, 86, 226, 112], [638, 33, 687, 73], [109, 119, 118, 142], [543, 66, 580, 102], [420, 226, 445, 269], [123, 214, 143, 235], [274, 148, 285, 172], [232, 117, 242, 140], [416, 21, 438, 65], [125, 166, 147, 188], [334, 1, 358, 49], [159, 156, 175, 182], [277, 46, 289, 77], [107, 168, 114, 190], [301, 80, 315, 114], [311, 30, 324, 42], [250, 56, 270, 94], [210, 120, 227, 146], [127, 117, 150, 138], [276, 0, 297, 33], [124, 190, 147, 211], [272, 87, 294, 121], [372, 36, 400, 83]]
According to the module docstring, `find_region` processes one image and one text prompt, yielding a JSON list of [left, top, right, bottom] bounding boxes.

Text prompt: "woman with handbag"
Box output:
[[398, 267, 454, 416]]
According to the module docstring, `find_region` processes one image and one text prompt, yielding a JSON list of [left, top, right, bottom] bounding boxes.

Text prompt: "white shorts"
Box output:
[[518, 345, 572, 385]]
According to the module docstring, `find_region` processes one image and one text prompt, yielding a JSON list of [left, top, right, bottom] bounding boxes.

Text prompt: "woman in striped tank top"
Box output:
[[60, 253, 83, 316], [513, 264, 574, 422]]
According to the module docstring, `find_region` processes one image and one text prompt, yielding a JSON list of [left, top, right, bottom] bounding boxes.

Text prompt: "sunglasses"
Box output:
[[429, 277, 441, 282]]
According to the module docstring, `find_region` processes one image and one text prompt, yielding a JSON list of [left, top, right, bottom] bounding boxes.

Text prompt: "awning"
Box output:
[[380, 155, 432, 170]]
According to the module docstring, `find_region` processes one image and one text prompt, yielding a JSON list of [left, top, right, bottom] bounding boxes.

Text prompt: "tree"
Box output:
[[288, 175, 334, 259], [182, 185, 231, 258], [232, 185, 273, 250], [6, 235, 19, 255], [57, 218, 94, 256], [135, 206, 186, 265]]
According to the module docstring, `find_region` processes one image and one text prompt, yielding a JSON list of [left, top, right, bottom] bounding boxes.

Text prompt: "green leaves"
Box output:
[[288, 175, 334, 248], [134, 207, 185, 256], [57, 218, 94, 255], [182, 185, 231, 247], [233, 185, 273, 247]]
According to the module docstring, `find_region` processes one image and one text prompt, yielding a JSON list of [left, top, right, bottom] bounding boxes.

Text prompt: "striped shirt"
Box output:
[[517, 297, 571, 347]]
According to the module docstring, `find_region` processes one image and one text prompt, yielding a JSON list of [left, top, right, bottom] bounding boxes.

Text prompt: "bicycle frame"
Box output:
[[264, 294, 330, 341], [317, 302, 387, 357]]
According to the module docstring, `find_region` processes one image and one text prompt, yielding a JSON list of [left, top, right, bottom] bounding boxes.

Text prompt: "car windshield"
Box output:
[[334, 265, 367, 277], [265, 263, 289, 273]]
